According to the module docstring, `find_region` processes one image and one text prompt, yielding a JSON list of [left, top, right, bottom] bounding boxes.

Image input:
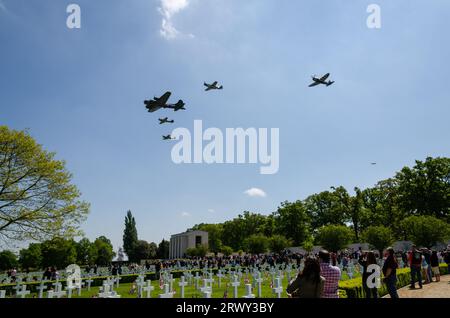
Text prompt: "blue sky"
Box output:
[[1, 0, 449, 251]]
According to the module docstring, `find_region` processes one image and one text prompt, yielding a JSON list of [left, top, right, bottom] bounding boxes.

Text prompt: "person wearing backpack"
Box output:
[[409, 245, 423, 289]]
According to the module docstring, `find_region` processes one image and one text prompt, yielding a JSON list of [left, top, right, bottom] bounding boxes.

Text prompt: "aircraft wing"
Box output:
[[212, 81, 218, 86], [308, 82, 320, 87], [158, 91, 171, 105], [320, 73, 330, 81]]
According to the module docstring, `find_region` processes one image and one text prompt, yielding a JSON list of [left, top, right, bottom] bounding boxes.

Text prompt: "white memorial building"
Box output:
[[169, 230, 208, 259]]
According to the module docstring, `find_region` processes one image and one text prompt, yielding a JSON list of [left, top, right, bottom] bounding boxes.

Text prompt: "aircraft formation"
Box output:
[[144, 82, 223, 140], [144, 74, 338, 141]]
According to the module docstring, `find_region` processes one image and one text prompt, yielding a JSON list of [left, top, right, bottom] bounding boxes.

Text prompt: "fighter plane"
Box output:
[[162, 135, 174, 140], [204, 81, 223, 91], [158, 117, 174, 124], [144, 91, 186, 112], [308, 73, 335, 87]]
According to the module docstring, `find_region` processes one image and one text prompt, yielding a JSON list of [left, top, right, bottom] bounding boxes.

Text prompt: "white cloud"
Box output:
[[158, 0, 193, 39], [180, 211, 191, 217], [244, 188, 267, 198]]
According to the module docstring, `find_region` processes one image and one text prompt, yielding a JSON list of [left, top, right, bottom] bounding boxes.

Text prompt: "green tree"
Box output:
[[75, 238, 97, 265], [332, 186, 365, 241], [395, 157, 450, 221], [220, 246, 233, 256], [362, 226, 394, 257], [361, 179, 406, 239], [133, 240, 157, 261], [262, 214, 276, 237], [316, 225, 353, 252], [157, 239, 169, 259], [123, 210, 138, 262], [0, 250, 18, 270], [186, 245, 208, 257], [243, 234, 270, 254], [40, 237, 77, 268], [400, 216, 450, 248], [0, 126, 89, 243], [302, 240, 314, 253], [304, 190, 347, 230], [273, 201, 310, 246], [93, 236, 115, 266], [19, 243, 42, 270], [269, 235, 292, 254], [221, 212, 267, 250]]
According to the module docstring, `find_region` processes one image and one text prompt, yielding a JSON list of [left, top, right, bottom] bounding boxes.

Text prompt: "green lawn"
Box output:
[[5, 271, 362, 298]]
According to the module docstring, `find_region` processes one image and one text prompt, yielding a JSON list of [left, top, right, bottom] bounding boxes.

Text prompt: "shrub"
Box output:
[[338, 263, 448, 298]]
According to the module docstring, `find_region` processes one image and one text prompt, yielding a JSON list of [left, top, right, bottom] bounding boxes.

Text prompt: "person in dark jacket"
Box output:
[[409, 245, 423, 289], [382, 247, 399, 298], [430, 250, 440, 282], [359, 251, 378, 298], [286, 257, 325, 298]]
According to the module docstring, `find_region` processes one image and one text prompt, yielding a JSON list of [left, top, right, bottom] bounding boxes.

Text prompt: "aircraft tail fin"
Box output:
[[218, 86, 223, 89], [327, 81, 335, 87]]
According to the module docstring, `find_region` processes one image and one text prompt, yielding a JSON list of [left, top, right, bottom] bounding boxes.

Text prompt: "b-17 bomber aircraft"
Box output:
[[204, 81, 223, 91], [158, 117, 174, 124], [308, 73, 335, 87], [162, 135, 174, 140], [144, 91, 186, 112], [165, 100, 186, 111]]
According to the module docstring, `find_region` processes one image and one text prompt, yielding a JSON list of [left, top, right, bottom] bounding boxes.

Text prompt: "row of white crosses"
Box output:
[[0, 266, 292, 299], [98, 277, 120, 298], [48, 280, 67, 298]]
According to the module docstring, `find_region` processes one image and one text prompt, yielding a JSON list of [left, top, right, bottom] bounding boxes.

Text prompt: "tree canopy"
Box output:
[[123, 210, 138, 262], [0, 126, 89, 243], [400, 215, 449, 248], [316, 225, 353, 252]]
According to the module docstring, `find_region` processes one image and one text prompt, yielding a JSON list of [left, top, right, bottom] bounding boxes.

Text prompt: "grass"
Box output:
[[4, 271, 362, 298]]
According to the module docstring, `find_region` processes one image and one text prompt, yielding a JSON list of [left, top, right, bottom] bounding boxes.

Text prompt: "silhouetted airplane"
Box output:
[[145, 92, 185, 112], [204, 81, 223, 91], [165, 100, 186, 111], [309, 73, 335, 87], [162, 135, 174, 140], [159, 117, 174, 124], [371, 163, 377, 165]]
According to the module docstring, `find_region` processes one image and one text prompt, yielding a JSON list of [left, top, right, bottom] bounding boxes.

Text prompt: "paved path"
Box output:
[[384, 275, 450, 298]]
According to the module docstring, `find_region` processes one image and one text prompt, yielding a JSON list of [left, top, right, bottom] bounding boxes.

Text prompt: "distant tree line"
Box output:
[[0, 236, 115, 271], [189, 157, 450, 254], [122, 210, 169, 263]]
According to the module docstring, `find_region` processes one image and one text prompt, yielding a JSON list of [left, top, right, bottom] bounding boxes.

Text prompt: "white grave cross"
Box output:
[[272, 277, 283, 298], [178, 276, 188, 298]]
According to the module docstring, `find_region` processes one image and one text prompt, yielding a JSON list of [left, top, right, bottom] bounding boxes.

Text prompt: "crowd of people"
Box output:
[[286, 245, 450, 299], [3, 244, 450, 298]]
